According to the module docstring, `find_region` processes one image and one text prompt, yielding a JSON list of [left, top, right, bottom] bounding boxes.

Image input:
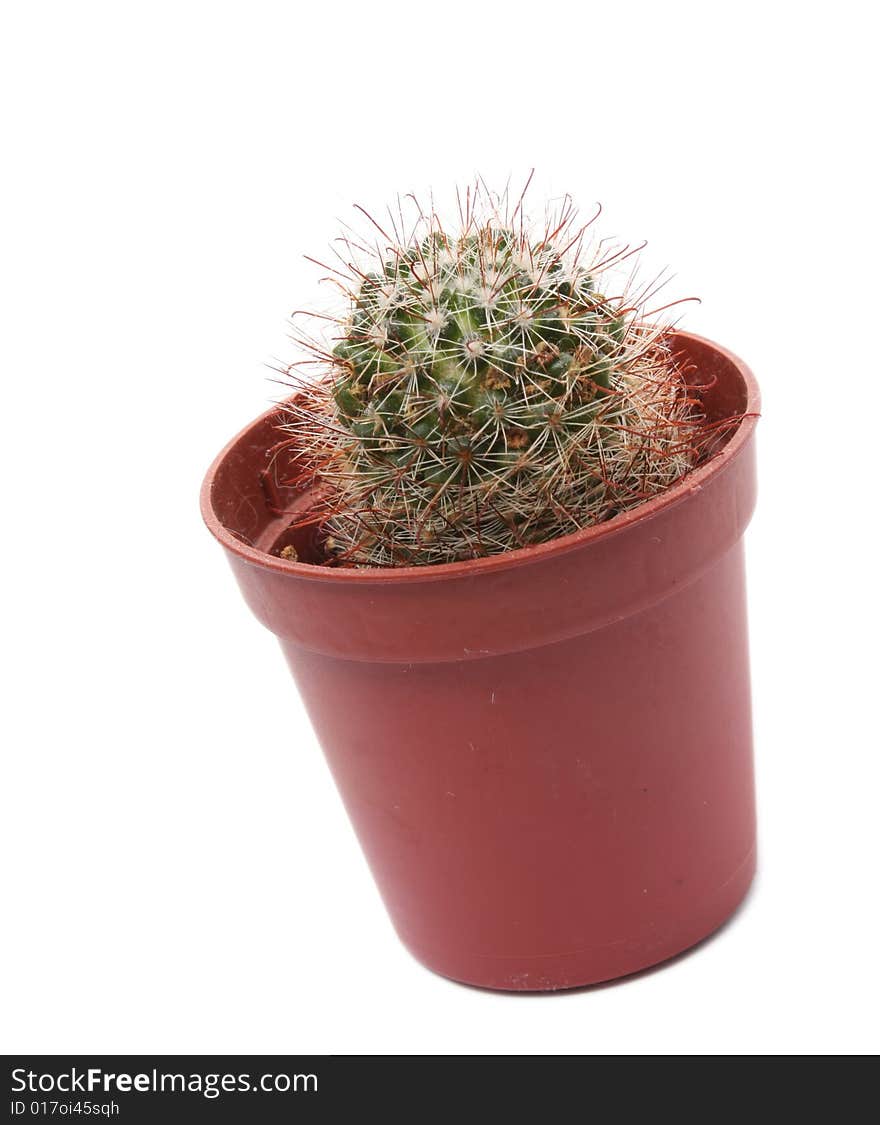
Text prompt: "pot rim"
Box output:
[[200, 330, 760, 586]]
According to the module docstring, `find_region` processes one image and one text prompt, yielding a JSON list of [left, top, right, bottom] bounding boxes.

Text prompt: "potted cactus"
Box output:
[[201, 179, 760, 991]]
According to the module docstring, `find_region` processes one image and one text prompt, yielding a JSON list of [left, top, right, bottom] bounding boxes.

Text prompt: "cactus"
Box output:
[[281, 180, 709, 567]]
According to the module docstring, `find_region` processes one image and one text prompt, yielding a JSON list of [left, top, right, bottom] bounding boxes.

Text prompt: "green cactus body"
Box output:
[[284, 188, 703, 567]]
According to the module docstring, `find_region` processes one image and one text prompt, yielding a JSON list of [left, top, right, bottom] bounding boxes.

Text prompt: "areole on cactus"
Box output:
[[280, 177, 716, 567]]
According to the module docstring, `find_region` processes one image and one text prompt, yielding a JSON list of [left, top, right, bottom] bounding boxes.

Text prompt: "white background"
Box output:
[[2, 1, 878, 1055]]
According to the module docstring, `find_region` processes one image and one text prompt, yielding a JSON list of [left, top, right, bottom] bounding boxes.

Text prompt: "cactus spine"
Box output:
[[282, 181, 705, 567]]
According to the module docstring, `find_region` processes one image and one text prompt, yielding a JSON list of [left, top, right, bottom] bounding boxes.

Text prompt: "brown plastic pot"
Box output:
[[201, 330, 760, 991]]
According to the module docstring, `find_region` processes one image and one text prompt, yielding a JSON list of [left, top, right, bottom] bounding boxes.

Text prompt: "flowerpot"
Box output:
[[201, 330, 760, 991]]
